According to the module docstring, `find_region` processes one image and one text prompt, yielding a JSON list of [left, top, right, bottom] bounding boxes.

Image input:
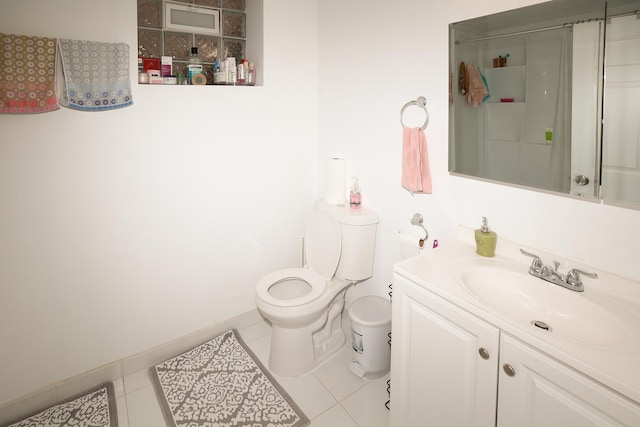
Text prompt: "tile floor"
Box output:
[[114, 316, 391, 427]]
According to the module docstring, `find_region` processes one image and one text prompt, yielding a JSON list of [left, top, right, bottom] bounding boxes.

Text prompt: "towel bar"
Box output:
[[400, 96, 429, 130]]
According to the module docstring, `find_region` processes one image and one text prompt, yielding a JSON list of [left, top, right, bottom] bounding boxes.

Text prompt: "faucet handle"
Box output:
[[520, 249, 543, 270], [565, 268, 598, 287]]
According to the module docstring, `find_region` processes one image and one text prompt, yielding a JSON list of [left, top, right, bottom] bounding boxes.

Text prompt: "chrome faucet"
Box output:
[[541, 261, 563, 282], [520, 249, 598, 292]]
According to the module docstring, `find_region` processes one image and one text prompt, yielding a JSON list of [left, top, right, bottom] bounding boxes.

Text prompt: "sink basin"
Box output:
[[455, 259, 629, 347]]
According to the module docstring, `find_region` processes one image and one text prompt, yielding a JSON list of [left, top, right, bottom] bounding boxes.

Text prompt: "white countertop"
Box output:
[[393, 237, 640, 404]]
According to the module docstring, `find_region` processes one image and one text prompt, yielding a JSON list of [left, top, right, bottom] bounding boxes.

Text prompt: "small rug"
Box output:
[[150, 329, 310, 427], [1, 382, 118, 427]]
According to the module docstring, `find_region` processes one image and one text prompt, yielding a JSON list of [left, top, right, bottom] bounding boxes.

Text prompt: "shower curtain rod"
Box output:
[[455, 18, 599, 45], [455, 9, 639, 45]]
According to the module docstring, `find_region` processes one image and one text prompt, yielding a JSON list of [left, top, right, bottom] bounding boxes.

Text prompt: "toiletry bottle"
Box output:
[[238, 59, 249, 83], [238, 63, 245, 83], [475, 217, 497, 257], [187, 47, 203, 85], [215, 61, 226, 84], [161, 56, 173, 77], [225, 57, 236, 83], [350, 177, 361, 209], [248, 63, 255, 84]]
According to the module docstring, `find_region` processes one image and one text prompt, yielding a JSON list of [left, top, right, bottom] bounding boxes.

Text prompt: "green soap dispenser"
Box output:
[[475, 216, 497, 257]]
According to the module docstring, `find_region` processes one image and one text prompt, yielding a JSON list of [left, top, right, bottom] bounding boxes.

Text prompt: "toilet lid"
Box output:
[[306, 211, 341, 281]]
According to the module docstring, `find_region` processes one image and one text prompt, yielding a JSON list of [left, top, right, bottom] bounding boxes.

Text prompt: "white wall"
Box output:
[[3, 0, 640, 408], [0, 0, 319, 405], [317, 0, 640, 306]]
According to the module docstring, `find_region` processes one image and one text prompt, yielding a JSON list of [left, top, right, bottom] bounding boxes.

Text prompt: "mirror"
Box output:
[[601, 1, 640, 208], [449, 0, 640, 209]]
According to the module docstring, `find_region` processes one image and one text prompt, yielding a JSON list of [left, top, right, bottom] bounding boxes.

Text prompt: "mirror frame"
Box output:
[[449, 0, 640, 211]]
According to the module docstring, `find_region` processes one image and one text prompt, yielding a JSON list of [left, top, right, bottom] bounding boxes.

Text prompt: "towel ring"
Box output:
[[400, 96, 429, 130]]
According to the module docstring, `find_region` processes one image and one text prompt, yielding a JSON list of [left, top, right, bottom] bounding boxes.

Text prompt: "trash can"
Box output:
[[348, 295, 392, 379]]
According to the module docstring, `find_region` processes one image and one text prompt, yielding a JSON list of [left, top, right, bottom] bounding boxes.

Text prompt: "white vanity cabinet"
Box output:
[[390, 275, 499, 427], [498, 333, 640, 426], [390, 274, 640, 427]]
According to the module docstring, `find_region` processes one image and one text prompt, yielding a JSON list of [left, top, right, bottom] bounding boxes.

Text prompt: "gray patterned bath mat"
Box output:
[[150, 329, 309, 427], [1, 382, 118, 427]]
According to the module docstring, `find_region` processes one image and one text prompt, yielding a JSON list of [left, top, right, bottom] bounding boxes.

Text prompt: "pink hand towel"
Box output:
[[401, 126, 432, 194]]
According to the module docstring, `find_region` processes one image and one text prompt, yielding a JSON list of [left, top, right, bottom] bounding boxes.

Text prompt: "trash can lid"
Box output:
[[349, 296, 392, 326]]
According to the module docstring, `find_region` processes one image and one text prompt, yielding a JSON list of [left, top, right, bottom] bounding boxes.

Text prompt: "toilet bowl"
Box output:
[[256, 200, 379, 377]]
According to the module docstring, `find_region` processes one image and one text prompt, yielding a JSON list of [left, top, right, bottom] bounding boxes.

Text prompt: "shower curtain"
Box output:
[[548, 27, 572, 192]]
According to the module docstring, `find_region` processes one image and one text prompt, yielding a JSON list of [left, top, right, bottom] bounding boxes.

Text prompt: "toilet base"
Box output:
[[268, 291, 347, 377]]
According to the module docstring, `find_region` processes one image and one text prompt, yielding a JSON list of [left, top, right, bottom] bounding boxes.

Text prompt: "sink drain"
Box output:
[[531, 320, 552, 332]]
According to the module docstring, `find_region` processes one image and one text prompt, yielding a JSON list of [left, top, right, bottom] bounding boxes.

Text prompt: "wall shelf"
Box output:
[[484, 65, 526, 103]]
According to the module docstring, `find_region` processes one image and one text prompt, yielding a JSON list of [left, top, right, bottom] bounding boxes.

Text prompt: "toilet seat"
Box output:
[[256, 268, 327, 307], [257, 211, 342, 309]]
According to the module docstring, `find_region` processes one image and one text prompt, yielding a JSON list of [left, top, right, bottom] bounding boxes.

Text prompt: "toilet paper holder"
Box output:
[[410, 213, 428, 248]]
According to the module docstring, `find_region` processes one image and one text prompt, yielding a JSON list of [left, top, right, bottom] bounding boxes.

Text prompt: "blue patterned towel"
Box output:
[[58, 39, 132, 111]]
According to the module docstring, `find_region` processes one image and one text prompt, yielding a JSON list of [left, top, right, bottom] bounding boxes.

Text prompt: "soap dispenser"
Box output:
[[475, 217, 497, 257], [350, 177, 361, 209]]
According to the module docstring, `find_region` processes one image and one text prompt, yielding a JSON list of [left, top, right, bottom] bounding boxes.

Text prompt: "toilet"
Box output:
[[256, 199, 379, 377]]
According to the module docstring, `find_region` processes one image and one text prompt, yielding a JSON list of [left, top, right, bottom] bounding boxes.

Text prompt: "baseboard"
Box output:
[[0, 309, 265, 424]]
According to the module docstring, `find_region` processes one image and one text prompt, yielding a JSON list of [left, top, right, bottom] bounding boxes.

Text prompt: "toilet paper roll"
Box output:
[[325, 157, 347, 205], [399, 231, 423, 259]]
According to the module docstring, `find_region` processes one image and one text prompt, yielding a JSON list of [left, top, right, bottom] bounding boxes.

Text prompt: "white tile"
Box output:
[[310, 404, 359, 427], [115, 395, 129, 427], [3, 308, 395, 427], [313, 343, 369, 401], [123, 368, 153, 395], [237, 318, 271, 343], [241, 331, 338, 421], [244, 333, 271, 366], [113, 378, 125, 399], [275, 373, 337, 420], [125, 384, 166, 427], [341, 375, 390, 427]]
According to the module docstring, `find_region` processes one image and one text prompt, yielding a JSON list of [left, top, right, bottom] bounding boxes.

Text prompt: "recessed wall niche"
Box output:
[[137, 0, 263, 85]]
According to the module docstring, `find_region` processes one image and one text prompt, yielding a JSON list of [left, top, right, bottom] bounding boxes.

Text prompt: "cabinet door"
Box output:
[[390, 276, 500, 427], [498, 334, 640, 427]]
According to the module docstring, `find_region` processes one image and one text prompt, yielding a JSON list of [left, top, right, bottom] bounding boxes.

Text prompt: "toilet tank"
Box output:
[[315, 199, 379, 281]]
